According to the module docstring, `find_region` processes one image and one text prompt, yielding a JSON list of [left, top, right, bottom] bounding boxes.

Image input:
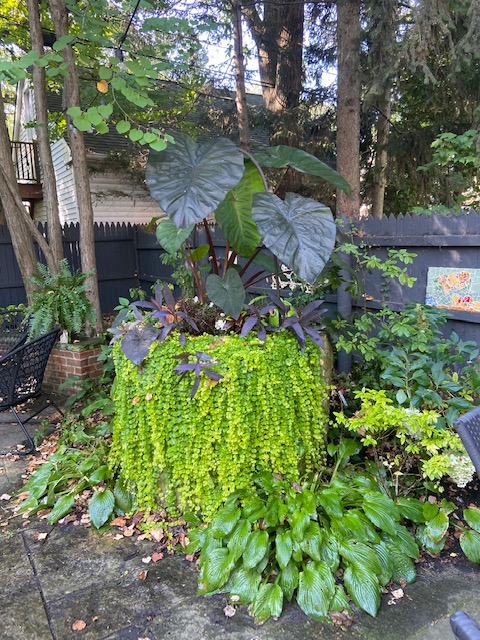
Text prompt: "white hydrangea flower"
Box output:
[[215, 318, 227, 331], [447, 452, 475, 488]]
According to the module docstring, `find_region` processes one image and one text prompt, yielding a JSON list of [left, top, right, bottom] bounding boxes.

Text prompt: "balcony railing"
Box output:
[[11, 141, 40, 184]]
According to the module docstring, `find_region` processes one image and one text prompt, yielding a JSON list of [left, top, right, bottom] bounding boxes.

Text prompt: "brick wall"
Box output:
[[44, 342, 104, 393]]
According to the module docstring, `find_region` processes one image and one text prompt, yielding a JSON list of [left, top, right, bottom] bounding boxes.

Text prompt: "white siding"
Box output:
[[34, 139, 79, 224], [89, 171, 163, 224]]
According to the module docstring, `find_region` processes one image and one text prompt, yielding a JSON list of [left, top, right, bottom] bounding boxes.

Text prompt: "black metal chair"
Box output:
[[0, 328, 63, 455], [451, 611, 480, 640], [454, 406, 480, 476], [0, 309, 28, 356]]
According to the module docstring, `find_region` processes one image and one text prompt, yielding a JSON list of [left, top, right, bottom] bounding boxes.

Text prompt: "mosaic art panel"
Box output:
[[426, 267, 480, 312]]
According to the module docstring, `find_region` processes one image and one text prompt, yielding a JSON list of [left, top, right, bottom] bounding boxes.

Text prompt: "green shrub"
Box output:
[[26, 259, 96, 340], [110, 331, 330, 518]]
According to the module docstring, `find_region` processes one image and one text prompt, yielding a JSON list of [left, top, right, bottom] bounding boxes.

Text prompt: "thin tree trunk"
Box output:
[[48, 0, 103, 333], [0, 88, 41, 300], [371, 93, 391, 218], [27, 0, 64, 267], [232, 0, 250, 152], [336, 0, 361, 218]]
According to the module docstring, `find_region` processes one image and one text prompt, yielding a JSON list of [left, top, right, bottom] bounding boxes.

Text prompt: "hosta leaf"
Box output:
[[47, 494, 75, 524], [156, 219, 194, 255], [464, 507, 480, 534], [275, 530, 293, 569], [242, 495, 265, 521], [243, 529, 269, 569], [423, 502, 439, 521], [146, 133, 244, 228], [206, 269, 245, 320], [211, 501, 242, 539], [291, 507, 310, 542], [113, 478, 133, 514], [396, 496, 426, 523], [372, 541, 394, 586], [297, 562, 336, 620], [319, 533, 340, 572], [382, 523, 420, 559], [343, 564, 381, 617], [229, 567, 262, 604], [89, 489, 115, 529], [415, 525, 447, 557], [227, 519, 251, 562], [424, 511, 449, 544], [251, 583, 284, 624], [332, 509, 380, 543], [386, 543, 417, 584], [216, 160, 262, 257], [252, 192, 336, 284], [339, 540, 382, 577], [200, 547, 234, 592], [278, 561, 299, 601], [459, 529, 480, 563], [253, 145, 351, 194], [264, 496, 280, 527], [362, 492, 399, 534], [329, 584, 351, 613], [198, 530, 223, 566], [300, 521, 324, 562]]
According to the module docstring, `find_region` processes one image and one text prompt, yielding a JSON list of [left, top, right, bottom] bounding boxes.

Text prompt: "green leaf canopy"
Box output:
[[146, 133, 245, 229], [253, 145, 351, 195], [252, 193, 336, 284]]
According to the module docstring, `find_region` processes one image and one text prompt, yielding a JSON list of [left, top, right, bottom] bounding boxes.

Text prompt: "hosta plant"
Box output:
[[185, 461, 424, 624]]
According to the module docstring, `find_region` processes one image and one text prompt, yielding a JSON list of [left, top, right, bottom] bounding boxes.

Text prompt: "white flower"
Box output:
[[193, 296, 199, 303], [215, 318, 227, 331], [447, 452, 475, 488]]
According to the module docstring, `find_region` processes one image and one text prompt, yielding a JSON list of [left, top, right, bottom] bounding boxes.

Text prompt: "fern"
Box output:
[[27, 259, 96, 340]]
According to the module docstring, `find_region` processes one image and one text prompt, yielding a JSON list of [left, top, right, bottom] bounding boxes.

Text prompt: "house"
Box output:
[[12, 80, 267, 225]]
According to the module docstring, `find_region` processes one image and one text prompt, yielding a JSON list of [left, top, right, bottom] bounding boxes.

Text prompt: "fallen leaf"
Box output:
[[145, 393, 153, 401], [0, 494, 11, 501], [123, 527, 134, 537], [138, 570, 148, 580], [149, 528, 164, 543], [185, 554, 195, 562], [72, 620, 87, 631], [34, 531, 48, 542], [113, 534, 124, 541], [330, 610, 354, 627], [110, 516, 126, 527], [391, 588, 404, 599], [142, 556, 152, 564], [152, 552, 164, 563]]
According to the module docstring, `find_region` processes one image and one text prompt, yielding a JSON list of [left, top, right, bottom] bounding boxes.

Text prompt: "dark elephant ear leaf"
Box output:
[[146, 132, 245, 229], [121, 324, 160, 365]]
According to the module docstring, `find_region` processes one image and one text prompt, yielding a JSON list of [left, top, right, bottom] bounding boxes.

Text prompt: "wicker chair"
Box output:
[[0, 309, 28, 356], [0, 329, 63, 455], [454, 406, 480, 477], [451, 611, 480, 640]]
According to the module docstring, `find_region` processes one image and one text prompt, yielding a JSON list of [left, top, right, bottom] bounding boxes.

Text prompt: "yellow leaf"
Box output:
[[97, 79, 109, 93]]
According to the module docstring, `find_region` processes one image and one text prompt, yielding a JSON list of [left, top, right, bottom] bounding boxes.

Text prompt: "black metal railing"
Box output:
[[11, 141, 40, 184]]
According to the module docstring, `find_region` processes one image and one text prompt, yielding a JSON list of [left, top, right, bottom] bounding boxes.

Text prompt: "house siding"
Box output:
[[34, 138, 79, 224], [89, 170, 162, 224]]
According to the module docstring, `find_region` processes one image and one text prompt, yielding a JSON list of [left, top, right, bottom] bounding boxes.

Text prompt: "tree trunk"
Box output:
[[0, 88, 41, 300], [27, 0, 64, 267], [336, 0, 361, 218], [232, 0, 250, 152], [371, 92, 391, 218], [242, 0, 304, 147], [48, 0, 103, 333]]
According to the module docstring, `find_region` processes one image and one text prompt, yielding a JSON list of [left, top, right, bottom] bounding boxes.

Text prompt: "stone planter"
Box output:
[[110, 331, 333, 517], [44, 338, 104, 393]]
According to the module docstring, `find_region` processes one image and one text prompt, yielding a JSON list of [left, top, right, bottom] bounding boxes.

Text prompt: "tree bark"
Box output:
[[336, 0, 361, 218], [371, 94, 391, 218], [242, 0, 304, 147], [48, 0, 103, 333], [232, 0, 250, 152], [27, 0, 64, 266], [0, 87, 41, 301]]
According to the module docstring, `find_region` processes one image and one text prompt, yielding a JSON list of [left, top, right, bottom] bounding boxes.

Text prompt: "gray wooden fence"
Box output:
[[1, 212, 479, 343]]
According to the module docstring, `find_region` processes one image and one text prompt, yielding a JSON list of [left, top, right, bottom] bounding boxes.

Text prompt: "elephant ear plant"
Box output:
[[146, 133, 349, 312]]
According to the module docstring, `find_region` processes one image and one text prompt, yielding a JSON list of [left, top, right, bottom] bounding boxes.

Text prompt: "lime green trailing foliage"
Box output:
[[110, 331, 329, 519], [26, 259, 96, 341]]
